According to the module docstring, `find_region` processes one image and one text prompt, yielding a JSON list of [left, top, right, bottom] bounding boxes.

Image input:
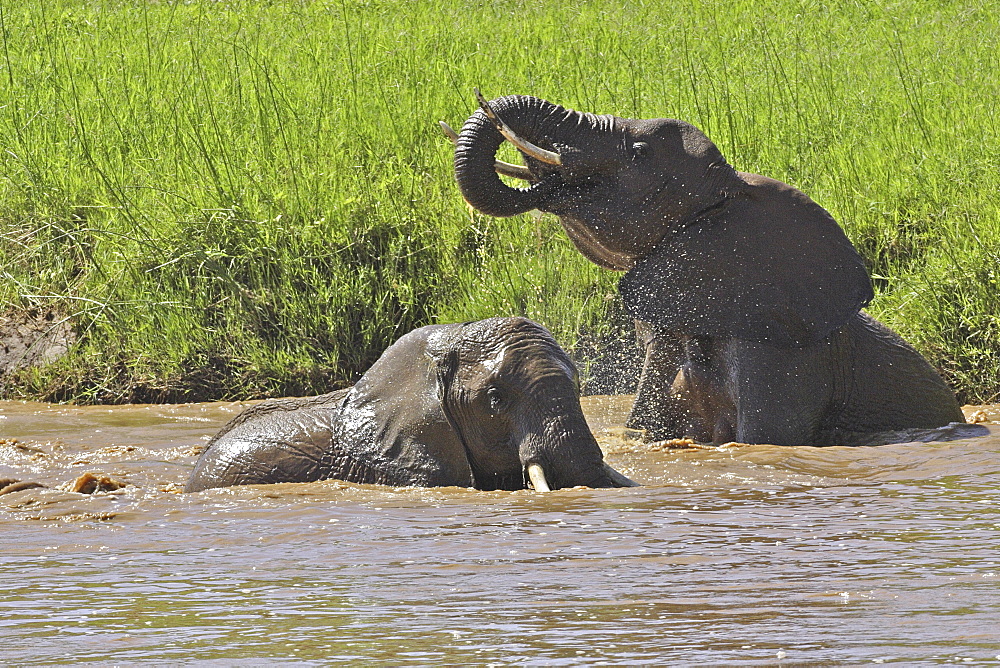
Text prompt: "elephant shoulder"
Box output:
[[204, 388, 352, 453], [185, 389, 352, 492], [620, 185, 873, 347]]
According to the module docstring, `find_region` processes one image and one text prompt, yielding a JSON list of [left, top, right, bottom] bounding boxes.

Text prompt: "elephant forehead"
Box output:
[[480, 346, 506, 373], [500, 347, 578, 384], [464, 342, 576, 385], [451, 317, 578, 380], [420, 324, 460, 356], [628, 117, 678, 135]]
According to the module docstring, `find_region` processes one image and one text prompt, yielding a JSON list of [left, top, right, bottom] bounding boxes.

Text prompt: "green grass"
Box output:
[[0, 0, 997, 403]]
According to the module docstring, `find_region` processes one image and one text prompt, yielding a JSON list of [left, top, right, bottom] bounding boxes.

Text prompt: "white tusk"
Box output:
[[473, 88, 563, 166], [526, 463, 551, 492], [438, 120, 460, 143], [439, 120, 535, 181]]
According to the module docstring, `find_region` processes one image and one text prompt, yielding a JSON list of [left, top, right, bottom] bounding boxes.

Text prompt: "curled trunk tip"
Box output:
[[601, 463, 639, 487], [441, 119, 534, 181]]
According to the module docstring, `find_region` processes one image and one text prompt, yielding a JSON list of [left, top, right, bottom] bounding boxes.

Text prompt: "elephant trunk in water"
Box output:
[[519, 388, 636, 490], [513, 411, 608, 491], [441, 331, 636, 491]]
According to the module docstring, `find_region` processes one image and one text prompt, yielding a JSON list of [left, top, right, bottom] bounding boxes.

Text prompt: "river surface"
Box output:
[[2, 398, 999, 664]]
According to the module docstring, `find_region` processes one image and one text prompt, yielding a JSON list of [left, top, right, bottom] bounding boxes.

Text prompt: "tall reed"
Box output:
[[1, 0, 997, 403]]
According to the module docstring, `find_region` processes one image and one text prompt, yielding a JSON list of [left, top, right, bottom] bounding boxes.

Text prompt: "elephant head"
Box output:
[[337, 317, 633, 491], [186, 317, 636, 492], [450, 93, 874, 348]]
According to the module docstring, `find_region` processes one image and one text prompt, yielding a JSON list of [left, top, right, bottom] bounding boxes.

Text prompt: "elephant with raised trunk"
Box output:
[[186, 317, 636, 492], [445, 93, 964, 446]]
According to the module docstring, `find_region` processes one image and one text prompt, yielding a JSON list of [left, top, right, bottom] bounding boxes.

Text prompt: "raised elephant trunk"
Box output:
[[453, 94, 597, 217], [473, 89, 563, 166]]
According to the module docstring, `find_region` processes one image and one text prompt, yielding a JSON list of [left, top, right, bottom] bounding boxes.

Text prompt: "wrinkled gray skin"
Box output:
[[186, 317, 635, 492], [451, 95, 965, 446]]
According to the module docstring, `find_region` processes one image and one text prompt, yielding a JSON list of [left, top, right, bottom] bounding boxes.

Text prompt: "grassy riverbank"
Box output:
[[1, 0, 998, 403]]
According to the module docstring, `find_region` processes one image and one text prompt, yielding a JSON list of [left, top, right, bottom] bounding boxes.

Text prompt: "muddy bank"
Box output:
[[0, 309, 74, 378]]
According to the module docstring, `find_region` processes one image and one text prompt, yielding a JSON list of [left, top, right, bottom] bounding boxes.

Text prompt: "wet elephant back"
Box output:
[[185, 389, 351, 492]]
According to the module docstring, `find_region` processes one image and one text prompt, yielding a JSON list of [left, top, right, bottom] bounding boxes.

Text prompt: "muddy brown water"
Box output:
[[1, 398, 999, 664]]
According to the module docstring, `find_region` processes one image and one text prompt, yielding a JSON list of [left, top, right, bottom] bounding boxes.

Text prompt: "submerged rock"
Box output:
[[66, 472, 126, 494]]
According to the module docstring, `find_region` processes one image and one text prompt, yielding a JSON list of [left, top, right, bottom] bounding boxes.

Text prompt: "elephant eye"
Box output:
[[486, 387, 504, 412], [631, 142, 649, 160]]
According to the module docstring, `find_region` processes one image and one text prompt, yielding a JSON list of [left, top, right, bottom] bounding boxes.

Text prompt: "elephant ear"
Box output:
[[334, 324, 476, 487], [619, 183, 873, 347]]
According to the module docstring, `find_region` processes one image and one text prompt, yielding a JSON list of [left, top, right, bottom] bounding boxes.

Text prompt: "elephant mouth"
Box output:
[[473, 470, 532, 492], [524, 461, 639, 491], [538, 175, 609, 214]]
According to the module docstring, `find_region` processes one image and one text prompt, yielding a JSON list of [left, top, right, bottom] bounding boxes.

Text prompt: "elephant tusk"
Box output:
[[602, 462, 640, 487], [493, 162, 536, 182], [440, 120, 536, 181], [438, 120, 460, 143], [473, 88, 563, 166], [526, 463, 551, 492]]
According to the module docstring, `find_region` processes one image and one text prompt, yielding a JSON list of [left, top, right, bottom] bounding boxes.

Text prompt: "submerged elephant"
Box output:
[[445, 93, 965, 446], [186, 317, 636, 492]]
